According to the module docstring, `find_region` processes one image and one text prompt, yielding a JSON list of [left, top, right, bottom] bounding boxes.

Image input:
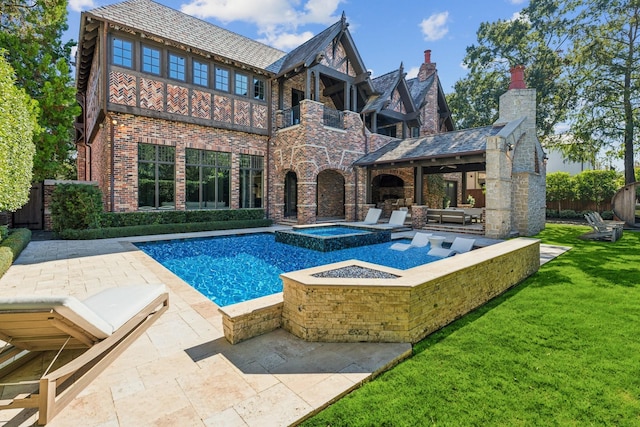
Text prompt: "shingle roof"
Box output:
[[355, 125, 503, 166], [407, 74, 435, 109], [276, 20, 343, 75], [362, 69, 402, 112], [86, 0, 287, 72]]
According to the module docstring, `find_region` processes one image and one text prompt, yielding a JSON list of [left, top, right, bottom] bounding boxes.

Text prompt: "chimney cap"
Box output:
[[509, 65, 526, 89], [424, 49, 432, 64]]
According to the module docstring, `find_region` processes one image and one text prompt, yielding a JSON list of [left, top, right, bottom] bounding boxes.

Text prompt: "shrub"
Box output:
[[99, 208, 264, 228], [600, 210, 614, 220], [559, 209, 579, 219], [546, 209, 559, 218], [0, 228, 31, 278], [58, 218, 272, 240], [0, 225, 8, 242], [51, 184, 103, 232]]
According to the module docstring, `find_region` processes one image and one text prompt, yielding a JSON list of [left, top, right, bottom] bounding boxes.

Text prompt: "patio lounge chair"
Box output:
[[390, 232, 432, 251], [360, 207, 382, 225], [372, 210, 408, 230], [428, 237, 476, 257], [0, 284, 169, 425]]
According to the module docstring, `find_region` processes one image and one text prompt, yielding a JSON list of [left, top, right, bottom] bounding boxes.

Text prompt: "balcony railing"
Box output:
[[279, 104, 344, 130]]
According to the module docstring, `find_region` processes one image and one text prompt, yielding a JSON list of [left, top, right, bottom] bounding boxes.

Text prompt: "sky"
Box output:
[[64, 0, 529, 94]]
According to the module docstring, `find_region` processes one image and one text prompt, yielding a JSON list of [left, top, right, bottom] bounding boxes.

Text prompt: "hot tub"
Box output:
[[275, 224, 391, 252]]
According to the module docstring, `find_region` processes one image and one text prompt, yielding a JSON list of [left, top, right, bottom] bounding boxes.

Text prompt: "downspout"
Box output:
[[265, 77, 274, 220]]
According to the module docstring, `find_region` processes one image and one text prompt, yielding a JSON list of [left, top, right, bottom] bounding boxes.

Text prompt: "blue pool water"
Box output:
[[136, 233, 439, 307]]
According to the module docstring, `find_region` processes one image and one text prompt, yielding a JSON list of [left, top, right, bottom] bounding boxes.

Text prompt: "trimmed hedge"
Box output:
[[50, 184, 103, 232], [0, 228, 31, 278], [58, 218, 272, 240], [99, 208, 264, 227]]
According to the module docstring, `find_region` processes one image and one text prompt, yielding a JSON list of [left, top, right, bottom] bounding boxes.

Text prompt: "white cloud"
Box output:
[[68, 0, 95, 12], [405, 66, 419, 80], [180, 0, 342, 51], [509, 0, 527, 4], [257, 31, 315, 51], [419, 12, 449, 42], [509, 11, 530, 23]]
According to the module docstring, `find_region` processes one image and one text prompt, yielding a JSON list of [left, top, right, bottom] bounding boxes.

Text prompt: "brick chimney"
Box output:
[[508, 65, 526, 90], [418, 49, 436, 82]]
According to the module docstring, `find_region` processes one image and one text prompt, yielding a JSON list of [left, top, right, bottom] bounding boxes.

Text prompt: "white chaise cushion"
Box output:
[[82, 284, 167, 332]]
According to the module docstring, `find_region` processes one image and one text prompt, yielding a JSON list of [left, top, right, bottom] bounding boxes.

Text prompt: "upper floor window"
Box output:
[[142, 46, 161, 75], [235, 73, 248, 96], [253, 78, 265, 100], [193, 60, 208, 87], [112, 38, 133, 68], [168, 53, 185, 81], [215, 67, 229, 91]]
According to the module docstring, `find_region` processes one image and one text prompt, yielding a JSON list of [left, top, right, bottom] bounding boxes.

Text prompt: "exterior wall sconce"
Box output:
[[506, 142, 514, 151]]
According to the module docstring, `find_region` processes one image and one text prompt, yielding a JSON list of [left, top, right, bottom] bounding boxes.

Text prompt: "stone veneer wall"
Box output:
[[280, 238, 539, 343]]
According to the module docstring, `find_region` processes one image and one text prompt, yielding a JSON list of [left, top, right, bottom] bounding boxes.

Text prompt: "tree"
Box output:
[[0, 54, 38, 212], [564, 0, 640, 185], [574, 169, 619, 212], [446, 0, 578, 142], [546, 171, 575, 212], [0, 0, 80, 181]]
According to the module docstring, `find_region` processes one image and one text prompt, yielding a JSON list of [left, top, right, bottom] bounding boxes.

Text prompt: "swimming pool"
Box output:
[[136, 233, 438, 307]]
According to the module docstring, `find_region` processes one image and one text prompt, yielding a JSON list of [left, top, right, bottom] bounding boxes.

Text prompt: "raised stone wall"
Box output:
[[218, 293, 283, 344], [279, 238, 539, 343]]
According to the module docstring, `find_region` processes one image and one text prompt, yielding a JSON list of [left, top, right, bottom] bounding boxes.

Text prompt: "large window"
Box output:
[[215, 67, 229, 91], [239, 154, 263, 208], [253, 77, 265, 100], [185, 149, 230, 210], [235, 73, 248, 96], [112, 38, 133, 68], [193, 60, 208, 87], [142, 46, 161, 75], [168, 52, 185, 81], [138, 144, 175, 210]]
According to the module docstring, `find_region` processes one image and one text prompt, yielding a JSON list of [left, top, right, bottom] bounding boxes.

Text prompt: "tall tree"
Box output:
[[0, 0, 80, 181], [446, 0, 577, 142], [565, 0, 640, 184], [0, 53, 38, 212]]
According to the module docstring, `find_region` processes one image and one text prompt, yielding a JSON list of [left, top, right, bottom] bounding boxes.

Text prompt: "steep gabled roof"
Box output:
[[84, 0, 286, 72], [363, 65, 417, 115], [354, 125, 503, 166], [275, 12, 370, 82]]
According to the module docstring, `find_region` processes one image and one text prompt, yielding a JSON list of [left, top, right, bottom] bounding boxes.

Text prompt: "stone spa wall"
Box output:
[[219, 238, 540, 344]]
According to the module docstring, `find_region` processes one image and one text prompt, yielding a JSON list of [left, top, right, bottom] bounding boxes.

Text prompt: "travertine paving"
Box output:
[[0, 228, 568, 426], [0, 228, 412, 427]]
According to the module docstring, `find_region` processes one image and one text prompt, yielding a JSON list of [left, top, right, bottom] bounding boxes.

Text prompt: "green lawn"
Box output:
[[301, 224, 640, 426]]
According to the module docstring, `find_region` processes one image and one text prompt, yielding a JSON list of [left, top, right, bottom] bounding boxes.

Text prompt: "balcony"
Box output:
[[278, 103, 345, 130]]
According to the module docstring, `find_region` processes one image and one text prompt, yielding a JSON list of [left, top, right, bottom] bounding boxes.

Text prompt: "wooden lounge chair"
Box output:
[[428, 237, 476, 257], [0, 284, 169, 425], [390, 232, 432, 251], [583, 213, 623, 242]]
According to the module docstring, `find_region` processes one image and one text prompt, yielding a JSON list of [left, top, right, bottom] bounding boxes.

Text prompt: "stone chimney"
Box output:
[[418, 49, 436, 82]]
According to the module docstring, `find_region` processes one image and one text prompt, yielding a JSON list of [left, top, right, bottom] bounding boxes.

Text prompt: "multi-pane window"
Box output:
[[235, 73, 248, 96], [185, 149, 231, 210], [239, 154, 263, 208], [112, 38, 133, 68], [215, 67, 229, 91], [142, 46, 161, 75], [193, 60, 208, 87], [168, 53, 185, 81], [253, 78, 265, 100], [138, 144, 175, 210]]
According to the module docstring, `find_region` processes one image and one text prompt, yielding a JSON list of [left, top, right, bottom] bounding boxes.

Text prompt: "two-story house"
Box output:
[[75, 0, 546, 238]]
